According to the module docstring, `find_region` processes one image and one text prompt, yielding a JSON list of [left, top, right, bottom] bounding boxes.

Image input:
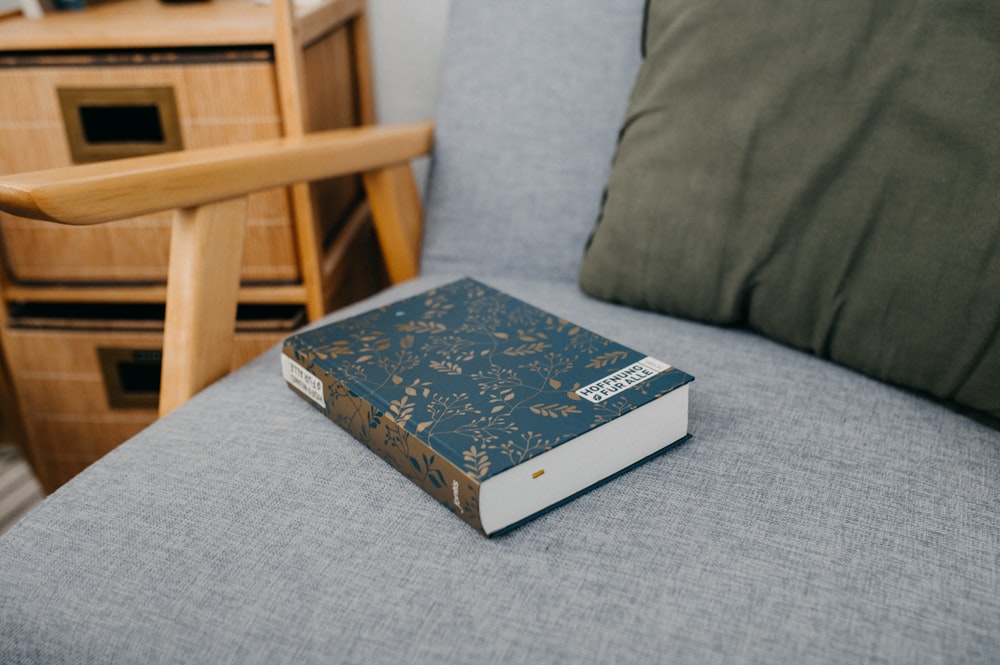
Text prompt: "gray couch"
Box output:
[[1, 2, 997, 663]]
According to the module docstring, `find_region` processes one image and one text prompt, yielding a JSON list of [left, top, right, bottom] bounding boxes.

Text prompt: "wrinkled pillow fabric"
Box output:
[[579, 0, 1000, 424]]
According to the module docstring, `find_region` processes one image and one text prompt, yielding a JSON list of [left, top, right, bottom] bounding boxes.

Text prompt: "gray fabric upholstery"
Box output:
[[1, 1, 997, 663], [421, 1, 643, 280], [2, 277, 997, 664]]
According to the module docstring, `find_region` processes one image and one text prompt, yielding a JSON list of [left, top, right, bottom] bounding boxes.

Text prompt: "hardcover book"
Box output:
[[282, 278, 694, 536]]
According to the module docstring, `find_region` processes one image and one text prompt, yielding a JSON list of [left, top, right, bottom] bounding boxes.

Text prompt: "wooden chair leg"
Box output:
[[159, 197, 248, 417], [362, 164, 423, 283]]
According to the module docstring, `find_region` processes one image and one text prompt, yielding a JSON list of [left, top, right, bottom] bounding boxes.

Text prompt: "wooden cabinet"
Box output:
[[0, 0, 385, 491], [3, 307, 297, 488], [0, 51, 303, 283]]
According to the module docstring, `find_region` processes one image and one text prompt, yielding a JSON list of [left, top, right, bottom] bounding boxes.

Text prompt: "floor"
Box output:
[[0, 444, 44, 536]]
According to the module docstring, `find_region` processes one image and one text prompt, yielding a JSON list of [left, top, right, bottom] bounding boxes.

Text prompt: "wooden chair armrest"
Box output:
[[0, 121, 433, 225]]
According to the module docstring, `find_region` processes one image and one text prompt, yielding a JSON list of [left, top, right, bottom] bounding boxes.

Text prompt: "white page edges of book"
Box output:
[[478, 383, 689, 535]]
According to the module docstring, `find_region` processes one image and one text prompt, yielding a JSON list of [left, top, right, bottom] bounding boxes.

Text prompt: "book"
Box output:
[[282, 278, 694, 536]]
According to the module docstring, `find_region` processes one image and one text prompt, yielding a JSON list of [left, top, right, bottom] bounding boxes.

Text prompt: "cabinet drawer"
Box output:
[[0, 49, 299, 283], [4, 302, 303, 490]]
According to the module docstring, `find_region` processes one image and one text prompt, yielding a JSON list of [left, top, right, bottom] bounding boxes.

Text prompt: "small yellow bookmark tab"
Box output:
[[532, 469, 545, 479]]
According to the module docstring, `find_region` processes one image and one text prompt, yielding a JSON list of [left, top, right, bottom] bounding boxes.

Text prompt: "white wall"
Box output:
[[366, 0, 450, 192]]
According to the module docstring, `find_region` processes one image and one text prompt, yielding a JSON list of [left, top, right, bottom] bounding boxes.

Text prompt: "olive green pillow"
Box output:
[[580, 0, 1000, 424]]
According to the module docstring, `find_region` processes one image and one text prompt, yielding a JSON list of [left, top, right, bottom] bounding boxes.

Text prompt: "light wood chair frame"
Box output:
[[0, 121, 433, 417]]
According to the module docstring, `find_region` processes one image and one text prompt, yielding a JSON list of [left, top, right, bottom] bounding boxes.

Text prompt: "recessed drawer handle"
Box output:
[[58, 86, 183, 164], [98, 347, 162, 410]]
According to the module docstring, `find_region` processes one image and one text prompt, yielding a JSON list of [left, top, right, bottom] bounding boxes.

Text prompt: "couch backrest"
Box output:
[[420, 0, 646, 284]]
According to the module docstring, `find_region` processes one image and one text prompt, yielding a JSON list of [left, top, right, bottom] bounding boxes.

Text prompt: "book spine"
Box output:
[[282, 349, 486, 535]]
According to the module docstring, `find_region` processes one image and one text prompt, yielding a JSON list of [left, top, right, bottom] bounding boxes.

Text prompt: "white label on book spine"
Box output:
[[282, 354, 325, 407], [574, 356, 672, 403]]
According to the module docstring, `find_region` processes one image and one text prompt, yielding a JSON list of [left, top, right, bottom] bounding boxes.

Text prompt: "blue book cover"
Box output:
[[282, 278, 694, 536]]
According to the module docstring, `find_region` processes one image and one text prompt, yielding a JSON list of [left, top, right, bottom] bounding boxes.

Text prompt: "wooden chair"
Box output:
[[0, 121, 432, 418]]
